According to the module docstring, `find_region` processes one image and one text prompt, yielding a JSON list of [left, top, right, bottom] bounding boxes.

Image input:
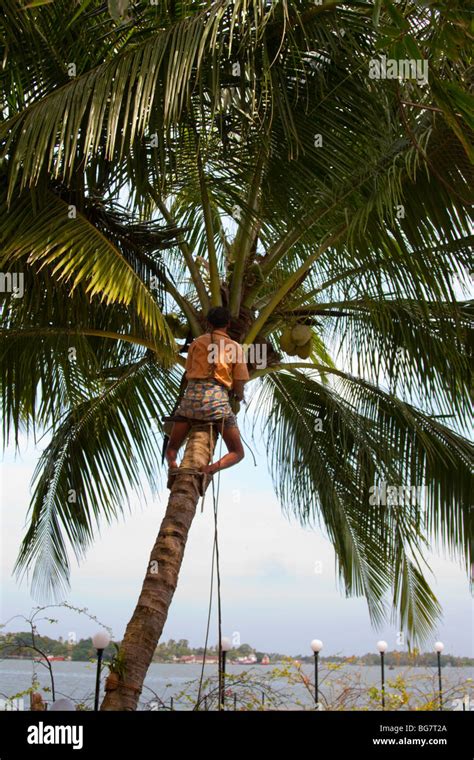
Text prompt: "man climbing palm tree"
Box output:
[[165, 306, 249, 478]]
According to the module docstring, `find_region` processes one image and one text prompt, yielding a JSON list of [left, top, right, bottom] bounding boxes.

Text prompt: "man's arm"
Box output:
[[232, 342, 250, 400], [232, 379, 246, 401], [184, 340, 195, 378]]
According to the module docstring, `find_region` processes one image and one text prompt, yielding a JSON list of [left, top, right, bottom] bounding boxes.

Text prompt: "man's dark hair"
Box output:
[[206, 306, 231, 328]]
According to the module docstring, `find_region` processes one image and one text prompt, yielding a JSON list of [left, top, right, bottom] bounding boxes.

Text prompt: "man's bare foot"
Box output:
[[166, 448, 178, 469]]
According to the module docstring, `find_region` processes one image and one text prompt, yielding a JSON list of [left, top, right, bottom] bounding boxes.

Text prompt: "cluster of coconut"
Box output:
[[279, 324, 313, 358], [165, 313, 188, 339]]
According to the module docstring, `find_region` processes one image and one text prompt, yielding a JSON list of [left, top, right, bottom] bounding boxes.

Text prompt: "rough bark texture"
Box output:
[[100, 424, 216, 711]]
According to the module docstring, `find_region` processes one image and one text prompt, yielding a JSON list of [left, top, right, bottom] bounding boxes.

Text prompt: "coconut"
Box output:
[[279, 328, 298, 355], [291, 324, 312, 346], [166, 314, 188, 339], [295, 339, 312, 359], [249, 262, 264, 282]]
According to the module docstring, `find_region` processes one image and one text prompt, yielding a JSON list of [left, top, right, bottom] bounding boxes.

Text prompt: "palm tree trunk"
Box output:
[[100, 423, 216, 711]]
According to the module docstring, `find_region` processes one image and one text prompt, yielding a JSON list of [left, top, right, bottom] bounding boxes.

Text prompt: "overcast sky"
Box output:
[[1, 414, 472, 658]]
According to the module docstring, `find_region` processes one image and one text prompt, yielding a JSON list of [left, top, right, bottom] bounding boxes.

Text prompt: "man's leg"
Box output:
[[165, 420, 191, 468], [202, 425, 244, 475]]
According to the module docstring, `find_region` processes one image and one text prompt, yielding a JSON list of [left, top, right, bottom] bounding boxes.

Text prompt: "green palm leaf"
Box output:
[[0, 187, 177, 360], [254, 368, 471, 643], [13, 358, 181, 600], [1, 0, 472, 647]]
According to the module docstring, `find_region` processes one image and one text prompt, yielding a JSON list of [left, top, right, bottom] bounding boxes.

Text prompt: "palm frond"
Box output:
[[0, 186, 178, 359], [253, 368, 471, 643], [276, 297, 472, 419], [13, 358, 182, 601]]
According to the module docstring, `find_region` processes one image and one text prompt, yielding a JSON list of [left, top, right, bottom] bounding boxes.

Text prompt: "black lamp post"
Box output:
[[310, 639, 323, 709], [219, 637, 232, 710], [377, 641, 388, 710], [434, 641, 444, 710], [92, 631, 111, 711]]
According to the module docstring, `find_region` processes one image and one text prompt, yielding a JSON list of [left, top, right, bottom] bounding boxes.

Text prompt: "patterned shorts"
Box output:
[[172, 378, 238, 430]]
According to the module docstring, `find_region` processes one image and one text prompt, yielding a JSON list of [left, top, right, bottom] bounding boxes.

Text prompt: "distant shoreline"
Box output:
[[2, 654, 473, 667], [2, 633, 472, 667]]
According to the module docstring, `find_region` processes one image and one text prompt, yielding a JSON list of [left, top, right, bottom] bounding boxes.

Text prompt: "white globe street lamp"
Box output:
[[376, 641, 388, 709], [219, 637, 232, 709], [92, 631, 111, 711], [92, 631, 111, 651], [434, 641, 445, 709], [310, 639, 323, 709]]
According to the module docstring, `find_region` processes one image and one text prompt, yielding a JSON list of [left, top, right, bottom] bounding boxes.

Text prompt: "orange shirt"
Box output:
[[185, 329, 250, 389]]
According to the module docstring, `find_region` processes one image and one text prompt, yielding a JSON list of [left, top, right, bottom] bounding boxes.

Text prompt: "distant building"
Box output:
[[175, 654, 219, 664], [234, 654, 258, 664]]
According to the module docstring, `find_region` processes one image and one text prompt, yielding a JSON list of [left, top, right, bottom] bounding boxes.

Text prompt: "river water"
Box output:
[[1, 659, 472, 711]]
